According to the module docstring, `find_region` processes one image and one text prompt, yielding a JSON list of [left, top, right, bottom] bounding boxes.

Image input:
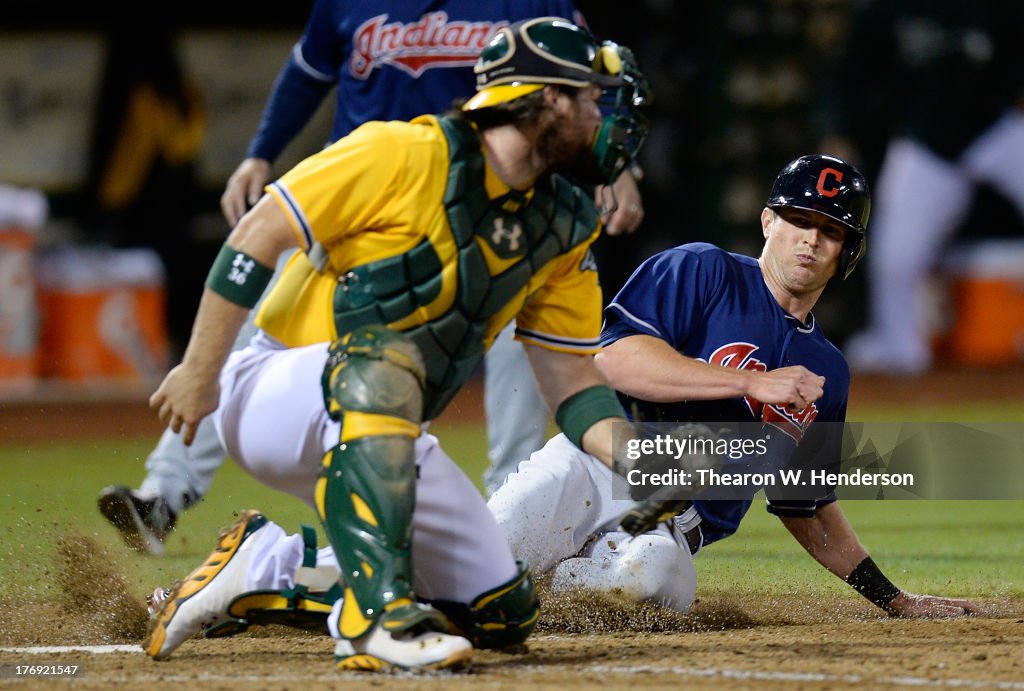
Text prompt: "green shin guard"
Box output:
[[318, 436, 430, 640], [429, 562, 540, 649], [317, 325, 443, 641]]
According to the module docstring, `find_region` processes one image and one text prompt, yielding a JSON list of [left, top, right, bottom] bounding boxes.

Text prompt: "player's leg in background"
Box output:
[[483, 321, 549, 495], [845, 138, 973, 374], [962, 107, 1024, 219], [140, 422, 223, 514], [98, 250, 297, 554], [96, 420, 225, 556]]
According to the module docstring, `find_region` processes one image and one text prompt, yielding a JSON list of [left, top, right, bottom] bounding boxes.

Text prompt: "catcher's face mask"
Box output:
[[464, 17, 652, 185], [591, 41, 652, 185]]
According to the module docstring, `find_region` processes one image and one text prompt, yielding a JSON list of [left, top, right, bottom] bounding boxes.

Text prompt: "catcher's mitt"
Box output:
[[618, 495, 693, 536], [615, 422, 723, 536]]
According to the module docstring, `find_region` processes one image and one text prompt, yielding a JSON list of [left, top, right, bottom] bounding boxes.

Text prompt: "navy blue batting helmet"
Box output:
[[767, 154, 870, 279]]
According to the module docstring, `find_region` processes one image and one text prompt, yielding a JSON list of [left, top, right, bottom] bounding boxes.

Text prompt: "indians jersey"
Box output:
[[249, 0, 583, 160], [601, 243, 851, 543], [257, 114, 603, 419]]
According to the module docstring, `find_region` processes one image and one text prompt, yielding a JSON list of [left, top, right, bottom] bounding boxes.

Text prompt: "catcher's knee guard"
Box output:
[[430, 562, 540, 649], [320, 324, 426, 424], [317, 325, 441, 640]]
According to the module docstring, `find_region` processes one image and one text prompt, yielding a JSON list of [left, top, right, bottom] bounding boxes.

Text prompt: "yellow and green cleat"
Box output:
[[144, 510, 268, 660]]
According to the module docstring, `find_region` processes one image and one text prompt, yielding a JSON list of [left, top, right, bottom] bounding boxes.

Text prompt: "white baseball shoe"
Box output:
[[334, 620, 473, 673], [144, 510, 267, 660]]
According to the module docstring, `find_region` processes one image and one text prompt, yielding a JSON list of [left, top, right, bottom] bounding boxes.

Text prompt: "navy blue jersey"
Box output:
[[601, 243, 851, 543], [248, 0, 582, 161]]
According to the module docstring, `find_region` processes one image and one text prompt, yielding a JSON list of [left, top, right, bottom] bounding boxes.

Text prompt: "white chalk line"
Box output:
[[0, 645, 139, 654], [1, 645, 1022, 688]]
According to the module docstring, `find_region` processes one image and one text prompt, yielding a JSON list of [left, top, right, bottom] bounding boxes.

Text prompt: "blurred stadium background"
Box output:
[[1, 3, 1023, 475], [3, 1, 1024, 390]]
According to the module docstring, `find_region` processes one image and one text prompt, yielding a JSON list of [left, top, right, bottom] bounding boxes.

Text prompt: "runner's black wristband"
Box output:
[[845, 556, 901, 611]]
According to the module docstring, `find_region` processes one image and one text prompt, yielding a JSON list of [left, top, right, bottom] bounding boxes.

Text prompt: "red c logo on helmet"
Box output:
[[816, 168, 843, 197]]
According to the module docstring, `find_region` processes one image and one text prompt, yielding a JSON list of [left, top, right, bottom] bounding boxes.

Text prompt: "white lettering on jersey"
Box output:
[[707, 342, 819, 441]]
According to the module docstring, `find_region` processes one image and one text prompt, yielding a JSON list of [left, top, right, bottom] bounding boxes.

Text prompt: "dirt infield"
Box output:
[[2, 594, 1022, 690], [2, 539, 1023, 690]]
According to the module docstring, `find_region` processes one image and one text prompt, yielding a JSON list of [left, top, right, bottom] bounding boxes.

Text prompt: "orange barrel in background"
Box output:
[[0, 185, 48, 393], [940, 241, 1024, 366], [36, 246, 169, 382]]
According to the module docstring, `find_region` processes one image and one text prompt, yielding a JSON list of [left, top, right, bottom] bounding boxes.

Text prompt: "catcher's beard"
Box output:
[[536, 112, 606, 186]]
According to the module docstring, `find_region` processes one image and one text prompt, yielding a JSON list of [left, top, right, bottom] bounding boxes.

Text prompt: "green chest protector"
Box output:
[[329, 115, 599, 420]]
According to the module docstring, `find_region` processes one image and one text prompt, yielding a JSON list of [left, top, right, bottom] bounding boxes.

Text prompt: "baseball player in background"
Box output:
[[144, 18, 652, 673], [490, 154, 979, 618], [98, 0, 644, 553], [819, 1, 1024, 375]]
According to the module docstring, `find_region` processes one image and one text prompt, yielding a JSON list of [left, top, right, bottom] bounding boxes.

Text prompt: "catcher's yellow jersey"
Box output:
[[257, 114, 602, 358]]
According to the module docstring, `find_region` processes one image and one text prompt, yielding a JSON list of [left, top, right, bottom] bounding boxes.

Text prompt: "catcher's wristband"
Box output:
[[845, 557, 901, 612], [205, 244, 274, 308], [555, 385, 626, 449]]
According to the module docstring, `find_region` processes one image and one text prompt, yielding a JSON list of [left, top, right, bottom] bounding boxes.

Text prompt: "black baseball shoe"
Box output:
[[98, 485, 177, 556]]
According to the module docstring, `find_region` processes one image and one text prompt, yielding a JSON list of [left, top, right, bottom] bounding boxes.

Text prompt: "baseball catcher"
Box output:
[[146, 17, 651, 674]]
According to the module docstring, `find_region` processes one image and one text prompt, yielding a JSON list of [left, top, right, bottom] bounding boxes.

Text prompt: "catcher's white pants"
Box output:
[[210, 332, 519, 606], [488, 434, 697, 612]]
